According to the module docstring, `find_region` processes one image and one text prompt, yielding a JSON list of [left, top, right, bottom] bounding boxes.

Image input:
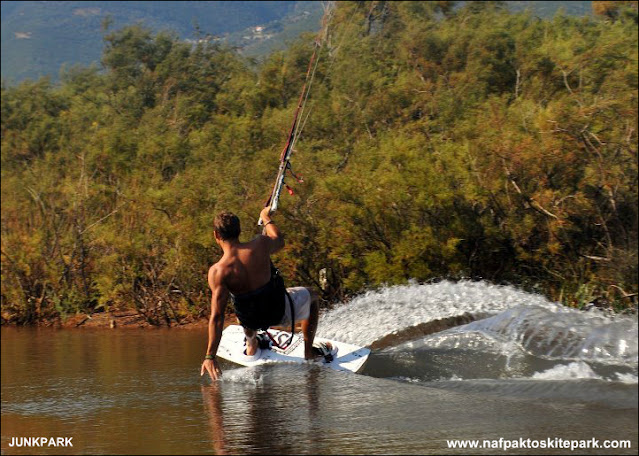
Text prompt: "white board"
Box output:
[[217, 325, 370, 373]]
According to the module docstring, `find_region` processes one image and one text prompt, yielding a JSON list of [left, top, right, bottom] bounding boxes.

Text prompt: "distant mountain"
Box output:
[[230, 1, 323, 59], [506, 1, 592, 16], [1, 1, 593, 84], [1, 1, 304, 83]]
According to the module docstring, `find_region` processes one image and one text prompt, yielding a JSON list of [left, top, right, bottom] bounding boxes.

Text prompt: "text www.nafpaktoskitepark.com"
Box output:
[[446, 437, 632, 451]]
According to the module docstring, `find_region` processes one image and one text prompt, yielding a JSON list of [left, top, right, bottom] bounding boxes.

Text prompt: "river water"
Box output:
[[1, 281, 637, 454]]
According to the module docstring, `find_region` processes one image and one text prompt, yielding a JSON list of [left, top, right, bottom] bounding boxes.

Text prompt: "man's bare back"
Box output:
[[209, 236, 274, 295]]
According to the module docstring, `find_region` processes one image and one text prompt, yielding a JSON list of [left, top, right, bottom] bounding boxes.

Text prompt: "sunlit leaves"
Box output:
[[2, 3, 637, 323]]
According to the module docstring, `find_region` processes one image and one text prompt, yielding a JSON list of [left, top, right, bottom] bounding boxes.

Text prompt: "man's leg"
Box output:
[[243, 327, 258, 356], [302, 288, 320, 360], [275, 287, 329, 360]]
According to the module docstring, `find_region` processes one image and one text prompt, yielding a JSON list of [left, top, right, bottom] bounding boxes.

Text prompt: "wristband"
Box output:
[[264, 220, 274, 227], [205, 354, 215, 360]]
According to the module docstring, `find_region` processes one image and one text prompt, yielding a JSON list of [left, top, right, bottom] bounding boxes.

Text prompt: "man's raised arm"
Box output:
[[260, 206, 285, 254]]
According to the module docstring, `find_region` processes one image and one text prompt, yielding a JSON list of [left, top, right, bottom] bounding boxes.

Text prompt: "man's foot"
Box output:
[[244, 336, 259, 356], [305, 342, 337, 363]]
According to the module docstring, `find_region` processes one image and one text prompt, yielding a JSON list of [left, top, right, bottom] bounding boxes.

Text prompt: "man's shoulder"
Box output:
[[208, 262, 226, 284], [242, 234, 270, 250], [251, 234, 270, 244]]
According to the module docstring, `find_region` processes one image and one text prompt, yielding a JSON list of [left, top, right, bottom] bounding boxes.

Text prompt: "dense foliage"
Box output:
[[2, 1, 637, 325]]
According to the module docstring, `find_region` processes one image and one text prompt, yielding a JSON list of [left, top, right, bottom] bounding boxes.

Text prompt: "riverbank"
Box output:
[[0, 309, 229, 330], [66, 311, 214, 329]]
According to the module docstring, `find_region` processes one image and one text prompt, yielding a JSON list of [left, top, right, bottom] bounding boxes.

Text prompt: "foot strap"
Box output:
[[256, 332, 271, 350], [312, 342, 336, 363]]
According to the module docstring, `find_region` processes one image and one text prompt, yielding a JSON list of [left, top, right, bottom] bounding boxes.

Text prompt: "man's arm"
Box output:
[[260, 206, 285, 254], [200, 266, 229, 381]]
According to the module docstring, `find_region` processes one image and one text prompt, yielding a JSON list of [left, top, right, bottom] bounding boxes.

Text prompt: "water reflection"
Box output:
[[201, 384, 227, 455], [305, 367, 320, 422], [201, 365, 326, 455]]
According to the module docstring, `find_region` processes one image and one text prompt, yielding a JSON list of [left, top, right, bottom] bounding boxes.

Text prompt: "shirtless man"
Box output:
[[200, 206, 329, 381]]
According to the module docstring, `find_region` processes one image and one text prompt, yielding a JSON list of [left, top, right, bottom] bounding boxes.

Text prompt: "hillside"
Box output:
[[2, 1, 592, 83], [1, 1, 301, 82]]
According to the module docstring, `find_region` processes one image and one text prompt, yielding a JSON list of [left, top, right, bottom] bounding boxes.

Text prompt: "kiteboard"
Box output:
[[217, 325, 370, 373]]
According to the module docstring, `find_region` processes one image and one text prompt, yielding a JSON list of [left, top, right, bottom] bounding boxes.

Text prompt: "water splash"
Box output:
[[221, 367, 265, 386], [319, 281, 637, 390], [318, 280, 553, 346], [449, 304, 638, 365], [616, 372, 639, 384], [531, 361, 601, 381]]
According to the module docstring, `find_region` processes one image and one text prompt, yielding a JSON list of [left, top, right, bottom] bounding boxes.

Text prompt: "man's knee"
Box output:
[[307, 288, 319, 320], [306, 287, 319, 305]]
